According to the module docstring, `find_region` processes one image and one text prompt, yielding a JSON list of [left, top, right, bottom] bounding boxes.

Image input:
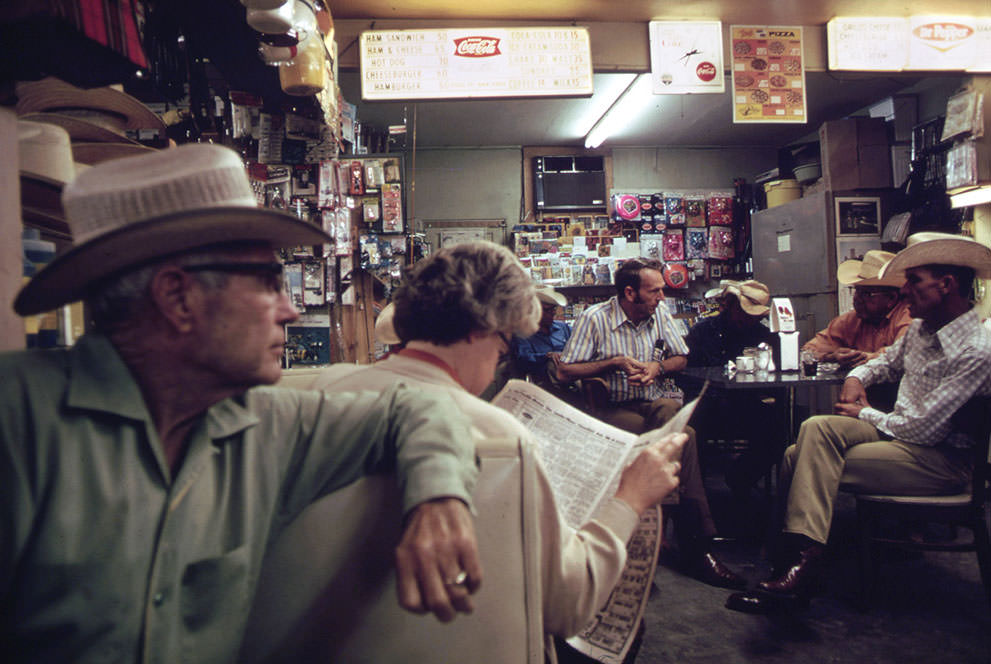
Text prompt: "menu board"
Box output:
[[360, 27, 593, 100], [827, 17, 909, 70], [730, 25, 807, 124]]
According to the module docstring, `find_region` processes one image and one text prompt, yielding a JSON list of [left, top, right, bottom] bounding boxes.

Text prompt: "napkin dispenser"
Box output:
[[769, 297, 800, 371]]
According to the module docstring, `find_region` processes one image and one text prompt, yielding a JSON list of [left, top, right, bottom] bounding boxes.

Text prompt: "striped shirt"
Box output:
[[560, 296, 689, 402], [850, 308, 991, 448]]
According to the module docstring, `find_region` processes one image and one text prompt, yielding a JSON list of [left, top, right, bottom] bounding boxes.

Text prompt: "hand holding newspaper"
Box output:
[[492, 379, 705, 664]]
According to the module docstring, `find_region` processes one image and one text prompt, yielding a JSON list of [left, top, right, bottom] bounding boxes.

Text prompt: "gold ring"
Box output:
[[445, 570, 468, 586]]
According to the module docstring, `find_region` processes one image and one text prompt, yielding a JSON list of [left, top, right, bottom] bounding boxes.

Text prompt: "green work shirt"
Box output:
[[0, 334, 476, 663]]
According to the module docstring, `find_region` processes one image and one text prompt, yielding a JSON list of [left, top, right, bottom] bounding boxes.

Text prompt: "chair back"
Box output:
[[951, 394, 991, 505], [239, 436, 544, 664]]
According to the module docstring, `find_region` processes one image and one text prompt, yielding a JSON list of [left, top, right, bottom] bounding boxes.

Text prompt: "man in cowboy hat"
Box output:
[[511, 285, 573, 391], [0, 143, 482, 663], [803, 249, 913, 369], [684, 279, 782, 498], [727, 232, 991, 614]]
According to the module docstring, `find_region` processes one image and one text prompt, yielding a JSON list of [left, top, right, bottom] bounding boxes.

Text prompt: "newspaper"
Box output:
[[491, 379, 703, 664]]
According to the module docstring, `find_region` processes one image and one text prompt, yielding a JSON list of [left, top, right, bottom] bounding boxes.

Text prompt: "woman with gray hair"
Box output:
[[311, 240, 685, 663]]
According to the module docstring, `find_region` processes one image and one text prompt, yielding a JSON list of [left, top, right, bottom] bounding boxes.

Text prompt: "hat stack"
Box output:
[[16, 77, 165, 167], [17, 119, 80, 233]]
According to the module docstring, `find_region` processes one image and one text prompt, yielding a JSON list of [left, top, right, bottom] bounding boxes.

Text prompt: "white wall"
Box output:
[[612, 147, 778, 190]]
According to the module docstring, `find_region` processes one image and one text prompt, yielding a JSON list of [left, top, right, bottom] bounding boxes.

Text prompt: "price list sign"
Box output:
[[360, 27, 593, 100], [731, 25, 807, 124]]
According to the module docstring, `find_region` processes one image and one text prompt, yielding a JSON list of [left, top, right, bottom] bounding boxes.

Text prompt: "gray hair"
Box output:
[[392, 241, 540, 345], [86, 247, 244, 333]]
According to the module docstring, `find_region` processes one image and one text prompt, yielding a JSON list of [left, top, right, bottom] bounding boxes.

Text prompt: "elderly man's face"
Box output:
[[852, 286, 899, 322], [192, 246, 299, 388], [901, 267, 945, 321]]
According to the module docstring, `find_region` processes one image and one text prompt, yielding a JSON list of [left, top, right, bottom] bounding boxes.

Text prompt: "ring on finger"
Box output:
[[445, 570, 468, 586]]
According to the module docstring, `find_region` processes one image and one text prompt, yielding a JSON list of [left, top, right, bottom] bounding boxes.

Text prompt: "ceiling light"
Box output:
[[584, 74, 653, 149]]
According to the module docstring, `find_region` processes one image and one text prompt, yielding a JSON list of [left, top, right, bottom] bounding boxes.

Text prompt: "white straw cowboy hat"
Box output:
[[880, 232, 991, 280], [375, 303, 401, 345], [704, 279, 771, 316], [535, 285, 567, 307], [18, 120, 76, 187], [14, 143, 330, 316], [836, 250, 904, 288]]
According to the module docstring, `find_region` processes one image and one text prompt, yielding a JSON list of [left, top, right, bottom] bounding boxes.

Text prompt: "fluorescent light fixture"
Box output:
[[950, 184, 991, 208], [584, 74, 652, 149]]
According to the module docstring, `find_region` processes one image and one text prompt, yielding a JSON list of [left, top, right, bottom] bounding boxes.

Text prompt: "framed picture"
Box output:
[[835, 196, 882, 236]]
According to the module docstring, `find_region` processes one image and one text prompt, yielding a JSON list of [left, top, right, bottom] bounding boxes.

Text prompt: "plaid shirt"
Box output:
[[560, 296, 688, 402], [850, 308, 991, 448]]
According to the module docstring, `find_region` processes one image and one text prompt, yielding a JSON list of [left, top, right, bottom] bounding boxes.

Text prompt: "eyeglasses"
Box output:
[[182, 262, 285, 293], [496, 331, 513, 364], [853, 289, 894, 300]]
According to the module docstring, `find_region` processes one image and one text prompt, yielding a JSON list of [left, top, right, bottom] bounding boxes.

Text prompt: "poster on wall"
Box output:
[[648, 21, 725, 94], [731, 25, 807, 123]]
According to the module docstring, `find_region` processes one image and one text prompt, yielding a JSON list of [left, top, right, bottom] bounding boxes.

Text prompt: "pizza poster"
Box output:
[[731, 25, 807, 123]]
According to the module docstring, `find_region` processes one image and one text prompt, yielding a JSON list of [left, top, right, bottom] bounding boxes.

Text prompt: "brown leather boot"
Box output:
[[757, 543, 826, 598]]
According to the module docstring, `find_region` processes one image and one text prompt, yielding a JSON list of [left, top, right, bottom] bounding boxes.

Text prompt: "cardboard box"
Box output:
[[819, 118, 892, 191]]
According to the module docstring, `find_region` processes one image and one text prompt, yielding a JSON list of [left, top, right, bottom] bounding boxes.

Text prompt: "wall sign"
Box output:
[[731, 25, 807, 124], [360, 27, 593, 100], [648, 21, 725, 94], [827, 16, 991, 71]]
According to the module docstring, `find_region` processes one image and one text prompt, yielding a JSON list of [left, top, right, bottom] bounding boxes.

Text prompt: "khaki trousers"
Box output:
[[781, 415, 971, 544], [600, 398, 716, 540]]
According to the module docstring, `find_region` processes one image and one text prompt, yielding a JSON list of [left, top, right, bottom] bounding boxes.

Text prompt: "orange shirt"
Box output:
[[803, 300, 913, 359]]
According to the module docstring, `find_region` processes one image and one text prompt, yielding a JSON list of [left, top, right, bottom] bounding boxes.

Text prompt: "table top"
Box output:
[[679, 365, 848, 390]]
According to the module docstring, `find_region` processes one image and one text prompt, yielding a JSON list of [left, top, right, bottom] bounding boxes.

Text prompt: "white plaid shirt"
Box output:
[[560, 296, 689, 403], [850, 308, 991, 448]]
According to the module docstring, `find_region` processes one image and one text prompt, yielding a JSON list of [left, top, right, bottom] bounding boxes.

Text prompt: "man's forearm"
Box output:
[[661, 355, 687, 374], [557, 358, 616, 381]]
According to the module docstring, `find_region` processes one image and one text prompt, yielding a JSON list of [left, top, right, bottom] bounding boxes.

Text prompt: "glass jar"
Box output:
[[279, 32, 325, 96]]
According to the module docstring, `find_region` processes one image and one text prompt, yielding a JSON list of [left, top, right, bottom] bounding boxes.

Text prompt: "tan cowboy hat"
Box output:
[[704, 279, 771, 316], [836, 250, 904, 288], [20, 112, 145, 145], [71, 141, 157, 165], [14, 143, 330, 316], [880, 232, 991, 280], [18, 120, 76, 186], [535, 285, 567, 307], [375, 303, 401, 345], [16, 77, 166, 131]]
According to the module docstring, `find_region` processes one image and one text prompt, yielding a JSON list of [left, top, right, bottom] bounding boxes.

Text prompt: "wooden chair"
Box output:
[[846, 395, 991, 608]]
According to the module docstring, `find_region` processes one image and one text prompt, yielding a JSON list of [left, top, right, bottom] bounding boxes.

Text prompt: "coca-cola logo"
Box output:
[[453, 36, 501, 57], [696, 62, 717, 82], [913, 22, 974, 50]]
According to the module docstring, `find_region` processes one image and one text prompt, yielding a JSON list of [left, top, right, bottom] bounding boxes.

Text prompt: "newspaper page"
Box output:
[[491, 380, 703, 663]]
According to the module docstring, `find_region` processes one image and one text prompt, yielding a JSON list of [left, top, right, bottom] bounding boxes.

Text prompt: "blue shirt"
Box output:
[[513, 320, 572, 378], [560, 297, 688, 402]]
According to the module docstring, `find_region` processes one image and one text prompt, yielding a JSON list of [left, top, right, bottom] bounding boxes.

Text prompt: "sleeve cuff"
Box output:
[[591, 497, 640, 543]]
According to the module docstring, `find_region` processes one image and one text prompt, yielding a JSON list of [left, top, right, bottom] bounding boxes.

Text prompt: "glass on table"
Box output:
[[800, 349, 819, 377]]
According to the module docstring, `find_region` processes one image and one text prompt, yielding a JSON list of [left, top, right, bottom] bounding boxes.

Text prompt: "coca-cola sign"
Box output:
[[453, 36, 501, 57], [695, 61, 717, 82]]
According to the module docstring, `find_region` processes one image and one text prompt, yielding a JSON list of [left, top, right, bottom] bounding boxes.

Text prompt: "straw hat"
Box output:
[[836, 250, 904, 288], [704, 279, 771, 316], [16, 77, 166, 132], [14, 143, 330, 316], [71, 141, 156, 165], [18, 120, 76, 186], [375, 303, 401, 345], [535, 285, 567, 307], [880, 232, 991, 280]]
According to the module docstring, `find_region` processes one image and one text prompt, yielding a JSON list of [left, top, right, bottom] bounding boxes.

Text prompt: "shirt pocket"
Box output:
[[902, 356, 945, 396], [180, 545, 251, 634]]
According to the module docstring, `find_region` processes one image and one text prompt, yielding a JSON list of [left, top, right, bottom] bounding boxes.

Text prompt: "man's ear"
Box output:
[[149, 266, 197, 333], [623, 285, 636, 302]]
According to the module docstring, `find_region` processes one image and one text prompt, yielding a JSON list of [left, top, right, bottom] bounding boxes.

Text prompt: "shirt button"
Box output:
[[153, 592, 165, 606]]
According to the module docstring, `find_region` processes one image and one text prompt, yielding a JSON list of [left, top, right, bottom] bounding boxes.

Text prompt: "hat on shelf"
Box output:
[[535, 285, 567, 307], [18, 120, 76, 187], [71, 141, 156, 165], [704, 279, 771, 316], [14, 143, 331, 316], [880, 232, 991, 280], [375, 303, 401, 345], [836, 250, 904, 288]]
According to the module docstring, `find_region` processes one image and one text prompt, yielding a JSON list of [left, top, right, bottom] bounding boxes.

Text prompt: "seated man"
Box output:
[[512, 285, 575, 393], [803, 249, 912, 369], [557, 258, 745, 589], [727, 232, 991, 614], [311, 242, 684, 662], [684, 279, 782, 496]]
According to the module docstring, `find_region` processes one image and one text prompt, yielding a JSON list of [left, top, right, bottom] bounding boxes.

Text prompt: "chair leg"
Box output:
[[972, 514, 991, 609], [855, 500, 875, 609]]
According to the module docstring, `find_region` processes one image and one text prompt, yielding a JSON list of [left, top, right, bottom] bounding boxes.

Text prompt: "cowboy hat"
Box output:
[[375, 303, 401, 345], [836, 250, 904, 288], [880, 232, 991, 280], [704, 279, 771, 316], [18, 120, 76, 187], [16, 77, 166, 131], [535, 285, 567, 307], [14, 143, 330, 316], [20, 111, 145, 145]]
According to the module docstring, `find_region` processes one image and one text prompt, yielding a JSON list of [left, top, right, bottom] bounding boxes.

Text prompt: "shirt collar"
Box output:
[[934, 308, 981, 358], [606, 296, 654, 332], [66, 333, 259, 440]]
